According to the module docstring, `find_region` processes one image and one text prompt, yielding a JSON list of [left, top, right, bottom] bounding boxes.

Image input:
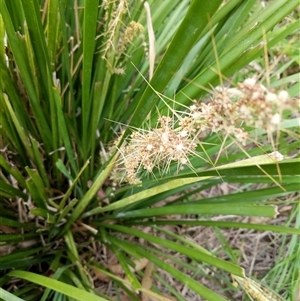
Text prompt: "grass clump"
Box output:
[[0, 0, 299, 300]]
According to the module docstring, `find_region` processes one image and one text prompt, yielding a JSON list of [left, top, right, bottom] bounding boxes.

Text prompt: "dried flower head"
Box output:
[[232, 274, 282, 301], [113, 116, 198, 185], [110, 79, 298, 184], [117, 21, 144, 54], [102, 0, 129, 61], [101, 0, 144, 74], [190, 78, 298, 145]]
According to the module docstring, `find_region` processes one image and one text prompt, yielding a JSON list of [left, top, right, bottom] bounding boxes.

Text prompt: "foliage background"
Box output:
[[0, 0, 299, 300]]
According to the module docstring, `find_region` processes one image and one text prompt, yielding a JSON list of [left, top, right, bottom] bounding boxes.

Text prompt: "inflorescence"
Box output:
[[110, 78, 298, 185]]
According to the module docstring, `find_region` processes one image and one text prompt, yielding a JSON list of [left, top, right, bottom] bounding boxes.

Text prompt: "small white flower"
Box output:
[[265, 92, 277, 102], [227, 88, 243, 97], [145, 162, 153, 171], [251, 91, 261, 100], [176, 143, 184, 152], [269, 151, 284, 161], [239, 104, 251, 116], [146, 144, 153, 151], [180, 158, 188, 164], [180, 130, 188, 137], [192, 111, 202, 120], [271, 113, 281, 125], [244, 78, 256, 86], [278, 90, 289, 103]]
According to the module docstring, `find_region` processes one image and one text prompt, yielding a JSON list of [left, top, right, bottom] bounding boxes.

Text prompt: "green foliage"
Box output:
[[0, 0, 299, 300]]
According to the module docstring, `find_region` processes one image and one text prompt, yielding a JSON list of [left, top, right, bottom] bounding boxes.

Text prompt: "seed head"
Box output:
[[110, 78, 298, 184]]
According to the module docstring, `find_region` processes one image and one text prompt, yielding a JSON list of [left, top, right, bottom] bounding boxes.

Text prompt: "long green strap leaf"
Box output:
[[0, 288, 24, 301], [81, 0, 99, 158], [53, 87, 78, 175], [60, 154, 119, 236], [114, 240, 229, 301], [104, 225, 244, 277], [83, 177, 212, 216], [8, 270, 108, 301], [1, 0, 52, 149], [112, 204, 277, 219], [177, 0, 300, 101], [128, 0, 223, 130]]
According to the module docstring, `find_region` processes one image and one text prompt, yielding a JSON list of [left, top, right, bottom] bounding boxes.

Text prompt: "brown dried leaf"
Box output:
[[142, 262, 154, 301], [109, 258, 149, 274]]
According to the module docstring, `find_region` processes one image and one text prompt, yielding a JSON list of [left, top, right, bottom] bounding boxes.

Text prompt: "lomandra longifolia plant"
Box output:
[[1, 0, 300, 300]]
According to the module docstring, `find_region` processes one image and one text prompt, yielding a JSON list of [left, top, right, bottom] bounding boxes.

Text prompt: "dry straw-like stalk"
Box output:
[[232, 274, 282, 301], [101, 0, 144, 74]]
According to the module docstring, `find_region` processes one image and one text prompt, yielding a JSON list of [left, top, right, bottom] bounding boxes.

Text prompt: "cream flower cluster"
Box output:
[[111, 116, 197, 185], [193, 78, 298, 144], [111, 79, 298, 184]]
